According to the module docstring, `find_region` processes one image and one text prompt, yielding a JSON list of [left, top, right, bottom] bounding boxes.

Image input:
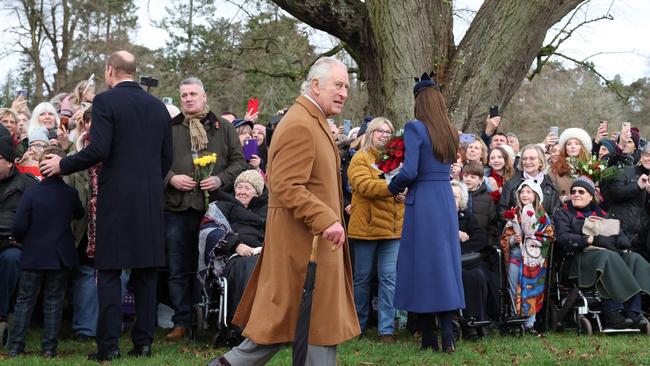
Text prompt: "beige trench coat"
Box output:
[[231, 96, 360, 345]]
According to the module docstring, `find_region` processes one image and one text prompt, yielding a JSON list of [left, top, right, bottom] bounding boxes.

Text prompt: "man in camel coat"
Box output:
[[208, 57, 360, 366]]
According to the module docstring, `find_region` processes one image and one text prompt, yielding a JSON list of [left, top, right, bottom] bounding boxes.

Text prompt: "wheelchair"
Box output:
[[546, 245, 650, 336], [458, 245, 528, 339]]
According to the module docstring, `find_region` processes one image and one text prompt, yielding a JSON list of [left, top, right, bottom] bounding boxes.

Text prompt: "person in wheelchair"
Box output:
[[553, 176, 650, 329], [452, 180, 497, 340], [199, 170, 267, 333]]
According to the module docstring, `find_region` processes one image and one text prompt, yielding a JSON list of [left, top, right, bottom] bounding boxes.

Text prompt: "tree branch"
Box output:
[[554, 51, 627, 100], [270, 0, 366, 49], [527, 4, 613, 82]]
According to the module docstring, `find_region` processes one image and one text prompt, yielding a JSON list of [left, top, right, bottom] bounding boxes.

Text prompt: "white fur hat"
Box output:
[[558, 128, 592, 154]]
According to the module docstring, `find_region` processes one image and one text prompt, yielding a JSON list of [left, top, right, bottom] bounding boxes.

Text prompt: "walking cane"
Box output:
[[292, 236, 320, 366]]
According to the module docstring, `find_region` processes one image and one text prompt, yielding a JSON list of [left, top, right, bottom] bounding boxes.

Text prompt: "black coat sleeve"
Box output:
[[161, 118, 173, 179], [553, 208, 588, 251], [60, 95, 112, 175], [460, 212, 488, 254], [11, 191, 32, 243]]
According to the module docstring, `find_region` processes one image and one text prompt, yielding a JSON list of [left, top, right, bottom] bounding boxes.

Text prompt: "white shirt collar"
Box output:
[[303, 93, 326, 117]]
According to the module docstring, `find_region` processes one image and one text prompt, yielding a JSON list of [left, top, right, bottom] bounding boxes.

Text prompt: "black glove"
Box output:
[[593, 235, 617, 251], [617, 234, 632, 250]]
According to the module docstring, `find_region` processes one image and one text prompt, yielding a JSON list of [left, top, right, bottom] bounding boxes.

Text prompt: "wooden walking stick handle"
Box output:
[[310, 236, 319, 262]]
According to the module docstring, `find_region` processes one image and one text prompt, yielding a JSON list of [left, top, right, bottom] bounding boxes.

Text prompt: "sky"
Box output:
[[2, 0, 648, 85]]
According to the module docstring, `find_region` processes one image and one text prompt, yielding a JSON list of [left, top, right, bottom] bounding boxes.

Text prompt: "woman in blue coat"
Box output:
[[388, 73, 464, 352]]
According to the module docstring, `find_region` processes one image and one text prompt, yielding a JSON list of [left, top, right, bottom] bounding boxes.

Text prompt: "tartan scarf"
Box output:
[[183, 104, 210, 152]]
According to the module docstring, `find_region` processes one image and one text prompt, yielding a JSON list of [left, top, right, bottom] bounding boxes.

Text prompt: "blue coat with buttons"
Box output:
[[388, 120, 465, 312]]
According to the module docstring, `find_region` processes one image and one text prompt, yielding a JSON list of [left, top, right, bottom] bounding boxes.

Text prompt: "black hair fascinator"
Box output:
[[413, 71, 440, 96]]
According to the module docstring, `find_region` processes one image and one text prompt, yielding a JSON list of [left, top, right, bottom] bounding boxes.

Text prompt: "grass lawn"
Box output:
[[1, 326, 649, 365]]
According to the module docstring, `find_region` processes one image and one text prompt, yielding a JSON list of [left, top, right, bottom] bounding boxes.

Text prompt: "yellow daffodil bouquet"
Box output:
[[193, 153, 218, 210]]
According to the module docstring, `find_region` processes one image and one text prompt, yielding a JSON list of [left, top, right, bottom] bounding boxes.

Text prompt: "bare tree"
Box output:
[[270, 0, 585, 132]]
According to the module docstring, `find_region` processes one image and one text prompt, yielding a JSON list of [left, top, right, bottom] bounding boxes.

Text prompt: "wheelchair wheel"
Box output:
[[643, 317, 650, 336], [578, 316, 592, 336], [194, 306, 205, 338], [452, 320, 461, 342], [0, 321, 8, 348]]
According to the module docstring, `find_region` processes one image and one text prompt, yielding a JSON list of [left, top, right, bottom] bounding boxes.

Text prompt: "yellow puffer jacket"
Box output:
[[347, 147, 404, 240]]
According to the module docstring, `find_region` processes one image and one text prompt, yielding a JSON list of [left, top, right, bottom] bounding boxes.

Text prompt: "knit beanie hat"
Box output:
[[0, 135, 15, 162], [571, 176, 596, 198], [599, 139, 616, 154], [631, 127, 641, 148], [558, 127, 592, 154], [253, 124, 266, 139], [29, 126, 49, 144], [234, 170, 265, 196], [517, 178, 544, 204]]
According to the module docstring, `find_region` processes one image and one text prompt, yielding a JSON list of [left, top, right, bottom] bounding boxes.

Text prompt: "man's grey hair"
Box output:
[[180, 77, 205, 92], [506, 132, 519, 142], [304, 57, 347, 94]]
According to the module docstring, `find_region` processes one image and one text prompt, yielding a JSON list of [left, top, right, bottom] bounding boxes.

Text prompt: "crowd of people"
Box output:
[[0, 50, 650, 366]]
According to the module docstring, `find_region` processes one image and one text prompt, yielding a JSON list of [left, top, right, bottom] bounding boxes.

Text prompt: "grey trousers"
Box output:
[[224, 338, 336, 366]]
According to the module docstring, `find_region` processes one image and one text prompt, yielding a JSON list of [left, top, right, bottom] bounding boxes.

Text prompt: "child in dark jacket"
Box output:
[[9, 146, 84, 358], [462, 162, 498, 245]]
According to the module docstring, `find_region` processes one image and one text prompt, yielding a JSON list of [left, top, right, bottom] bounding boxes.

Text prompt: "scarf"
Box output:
[[183, 104, 210, 153], [84, 133, 101, 258], [523, 170, 545, 185]]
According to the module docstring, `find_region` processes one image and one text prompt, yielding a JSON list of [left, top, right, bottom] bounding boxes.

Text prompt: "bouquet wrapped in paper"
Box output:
[[193, 153, 218, 210], [375, 132, 404, 185]]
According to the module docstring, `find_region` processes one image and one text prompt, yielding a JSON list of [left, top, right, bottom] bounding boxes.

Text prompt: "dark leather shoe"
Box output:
[[43, 349, 57, 358], [207, 356, 232, 366], [165, 326, 189, 341], [88, 350, 121, 362], [8, 348, 23, 357], [627, 312, 649, 329], [73, 333, 92, 342], [127, 344, 152, 357]]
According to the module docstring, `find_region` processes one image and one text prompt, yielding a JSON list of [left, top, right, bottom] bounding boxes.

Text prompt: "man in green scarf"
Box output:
[[164, 77, 246, 341]]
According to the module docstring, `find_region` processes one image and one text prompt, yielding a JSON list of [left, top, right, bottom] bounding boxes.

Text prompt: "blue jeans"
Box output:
[[507, 247, 535, 328], [165, 209, 203, 328], [352, 238, 399, 335], [72, 265, 98, 336], [0, 248, 21, 319]]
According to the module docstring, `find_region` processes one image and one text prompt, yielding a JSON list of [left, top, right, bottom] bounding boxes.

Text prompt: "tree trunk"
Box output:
[[447, 0, 584, 132], [271, 0, 584, 132]]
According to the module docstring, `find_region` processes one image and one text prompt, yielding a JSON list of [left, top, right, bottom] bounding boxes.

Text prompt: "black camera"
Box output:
[[139, 76, 159, 88]]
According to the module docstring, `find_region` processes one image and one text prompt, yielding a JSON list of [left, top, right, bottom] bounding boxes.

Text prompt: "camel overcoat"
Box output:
[[231, 95, 360, 345]]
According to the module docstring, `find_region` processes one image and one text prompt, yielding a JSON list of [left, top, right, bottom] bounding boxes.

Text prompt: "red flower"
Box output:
[[526, 210, 534, 217], [503, 208, 517, 220], [539, 215, 547, 224], [376, 135, 405, 173]]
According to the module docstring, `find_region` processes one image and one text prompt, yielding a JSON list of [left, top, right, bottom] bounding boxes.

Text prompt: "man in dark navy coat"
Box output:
[[41, 50, 173, 361]]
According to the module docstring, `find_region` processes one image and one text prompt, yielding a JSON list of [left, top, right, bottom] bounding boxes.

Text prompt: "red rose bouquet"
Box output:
[[375, 132, 404, 183]]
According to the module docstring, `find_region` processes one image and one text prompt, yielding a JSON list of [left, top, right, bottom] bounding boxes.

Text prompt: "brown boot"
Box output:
[[165, 326, 189, 341], [379, 334, 396, 344]]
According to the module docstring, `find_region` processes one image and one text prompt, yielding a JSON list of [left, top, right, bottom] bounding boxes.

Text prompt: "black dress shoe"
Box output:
[[73, 333, 92, 342], [127, 344, 152, 357], [8, 348, 23, 357], [43, 349, 57, 358], [88, 350, 121, 362], [207, 356, 232, 366], [626, 312, 649, 329]]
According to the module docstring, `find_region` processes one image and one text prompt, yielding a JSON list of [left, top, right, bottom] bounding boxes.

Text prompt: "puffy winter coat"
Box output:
[[347, 147, 404, 240]]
